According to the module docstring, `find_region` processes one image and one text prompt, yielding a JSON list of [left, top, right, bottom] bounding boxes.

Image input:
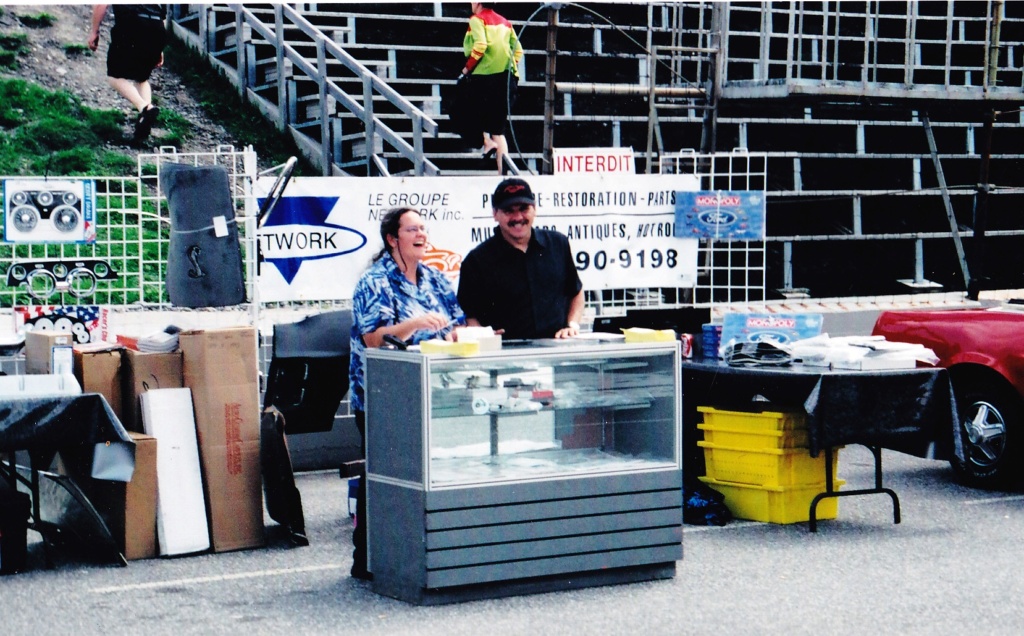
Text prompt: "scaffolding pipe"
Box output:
[[921, 113, 971, 291], [543, 6, 559, 175], [556, 82, 703, 97], [986, 0, 1005, 90]]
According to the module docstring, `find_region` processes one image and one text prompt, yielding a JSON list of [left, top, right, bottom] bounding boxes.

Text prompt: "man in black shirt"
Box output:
[[458, 178, 584, 339]]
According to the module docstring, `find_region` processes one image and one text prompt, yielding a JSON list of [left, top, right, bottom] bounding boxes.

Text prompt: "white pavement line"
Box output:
[[683, 520, 765, 532], [91, 563, 346, 594], [963, 494, 1024, 506]]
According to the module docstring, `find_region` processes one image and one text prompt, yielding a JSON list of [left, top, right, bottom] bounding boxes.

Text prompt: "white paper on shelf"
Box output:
[[141, 388, 211, 556]]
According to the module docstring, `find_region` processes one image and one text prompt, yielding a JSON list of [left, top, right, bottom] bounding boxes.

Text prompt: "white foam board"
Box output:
[[141, 388, 211, 556], [0, 373, 81, 398]]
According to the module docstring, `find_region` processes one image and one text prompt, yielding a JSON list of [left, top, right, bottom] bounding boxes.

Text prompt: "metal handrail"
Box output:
[[170, 4, 440, 176]]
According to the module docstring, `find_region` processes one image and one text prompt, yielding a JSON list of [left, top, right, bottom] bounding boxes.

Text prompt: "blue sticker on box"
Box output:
[[674, 190, 765, 240], [720, 313, 823, 346]]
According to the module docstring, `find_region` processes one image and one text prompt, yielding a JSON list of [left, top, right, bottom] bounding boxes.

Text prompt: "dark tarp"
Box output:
[[263, 310, 352, 435], [0, 394, 135, 481]]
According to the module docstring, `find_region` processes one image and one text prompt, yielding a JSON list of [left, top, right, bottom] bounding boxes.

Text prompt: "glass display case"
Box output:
[[365, 340, 683, 605]]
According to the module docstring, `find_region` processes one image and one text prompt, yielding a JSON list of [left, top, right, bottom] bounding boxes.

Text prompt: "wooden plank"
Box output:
[[426, 526, 682, 569], [426, 488, 681, 530], [427, 508, 681, 549], [426, 545, 682, 588]]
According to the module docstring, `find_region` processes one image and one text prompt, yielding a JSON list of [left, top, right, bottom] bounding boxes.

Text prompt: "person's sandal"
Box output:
[[133, 105, 160, 142]]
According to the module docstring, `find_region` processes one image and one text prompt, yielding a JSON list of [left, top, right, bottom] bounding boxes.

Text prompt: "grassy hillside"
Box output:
[[0, 6, 310, 177]]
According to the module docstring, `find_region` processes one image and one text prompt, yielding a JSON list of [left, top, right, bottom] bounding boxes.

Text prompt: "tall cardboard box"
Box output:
[[180, 326, 265, 552], [121, 349, 183, 432], [73, 343, 124, 422], [25, 331, 74, 374], [123, 432, 159, 560]]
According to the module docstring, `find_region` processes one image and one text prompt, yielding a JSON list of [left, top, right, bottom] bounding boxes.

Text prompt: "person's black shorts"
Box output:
[[106, 16, 167, 82]]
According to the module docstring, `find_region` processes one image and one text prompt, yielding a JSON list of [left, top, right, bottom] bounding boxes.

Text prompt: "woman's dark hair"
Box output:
[[373, 207, 417, 262]]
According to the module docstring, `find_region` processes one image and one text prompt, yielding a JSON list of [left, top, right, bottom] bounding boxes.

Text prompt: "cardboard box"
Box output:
[[25, 331, 74, 374], [179, 326, 265, 552], [123, 432, 159, 560], [121, 349, 183, 432], [73, 343, 124, 422]]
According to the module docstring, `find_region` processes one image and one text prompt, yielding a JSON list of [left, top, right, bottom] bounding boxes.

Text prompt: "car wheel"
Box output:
[[951, 380, 1024, 489]]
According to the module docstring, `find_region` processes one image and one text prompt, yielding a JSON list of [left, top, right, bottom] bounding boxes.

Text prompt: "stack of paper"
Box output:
[[792, 334, 939, 370], [137, 326, 181, 353]]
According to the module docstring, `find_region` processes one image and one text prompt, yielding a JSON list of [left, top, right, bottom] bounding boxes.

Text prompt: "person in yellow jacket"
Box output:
[[459, 3, 523, 174]]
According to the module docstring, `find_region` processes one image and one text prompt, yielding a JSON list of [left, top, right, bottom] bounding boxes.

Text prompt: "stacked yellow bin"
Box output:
[[696, 406, 842, 523]]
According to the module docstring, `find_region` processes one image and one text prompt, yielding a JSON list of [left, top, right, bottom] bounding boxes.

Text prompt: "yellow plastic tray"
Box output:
[[699, 476, 844, 524], [698, 440, 839, 487], [697, 406, 806, 432], [698, 422, 809, 449]]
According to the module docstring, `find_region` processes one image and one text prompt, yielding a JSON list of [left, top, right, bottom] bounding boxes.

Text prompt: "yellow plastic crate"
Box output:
[[699, 476, 844, 524], [698, 422, 809, 449], [697, 406, 806, 432], [698, 440, 839, 487]]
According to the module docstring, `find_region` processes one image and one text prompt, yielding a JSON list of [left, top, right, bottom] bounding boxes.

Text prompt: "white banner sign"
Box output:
[[255, 173, 699, 303]]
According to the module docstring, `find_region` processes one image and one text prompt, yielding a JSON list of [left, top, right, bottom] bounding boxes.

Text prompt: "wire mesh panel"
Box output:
[[580, 149, 767, 316], [586, 149, 767, 316], [667, 151, 767, 308], [0, 147, 259, 333]]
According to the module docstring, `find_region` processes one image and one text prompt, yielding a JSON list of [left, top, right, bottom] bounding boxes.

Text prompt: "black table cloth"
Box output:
[[0, 393, 135, 481], [681, 361, 961, 483]]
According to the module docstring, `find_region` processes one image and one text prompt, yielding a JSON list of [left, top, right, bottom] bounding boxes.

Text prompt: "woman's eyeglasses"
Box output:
[[399, 225, 429, 235]]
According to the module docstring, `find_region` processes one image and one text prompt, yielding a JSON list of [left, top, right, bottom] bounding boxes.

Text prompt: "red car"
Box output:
[[873, 305, 1024, 489]]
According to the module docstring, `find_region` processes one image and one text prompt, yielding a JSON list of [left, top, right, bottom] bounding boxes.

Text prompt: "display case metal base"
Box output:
[[372, 561, 677, 606]]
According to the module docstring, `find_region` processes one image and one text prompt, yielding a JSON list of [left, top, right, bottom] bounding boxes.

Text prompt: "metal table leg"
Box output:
[[808, 445, 901, 532], [0, 454, 126, 567]]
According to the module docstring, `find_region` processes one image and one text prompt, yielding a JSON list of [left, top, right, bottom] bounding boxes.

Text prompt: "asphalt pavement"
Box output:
[[4, 445, 1024, 636]]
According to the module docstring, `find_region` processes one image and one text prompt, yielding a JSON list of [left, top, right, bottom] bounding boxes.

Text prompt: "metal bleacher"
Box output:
[[168, 2, 1024, 300]]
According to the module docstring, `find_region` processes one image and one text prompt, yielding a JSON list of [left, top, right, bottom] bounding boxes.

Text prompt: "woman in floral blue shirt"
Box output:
[[347, 206, 464, 580]]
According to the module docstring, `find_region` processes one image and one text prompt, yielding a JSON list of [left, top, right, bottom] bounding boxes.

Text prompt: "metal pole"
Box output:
[[702, 3, 725, 155], [542, 6, 559, 175], [969, 109, 996, 300], [986, 0, 1004, 91], [921, 113, 971, 292]]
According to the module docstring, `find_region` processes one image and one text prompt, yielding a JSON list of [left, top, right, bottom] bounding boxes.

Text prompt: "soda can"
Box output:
[[679, 333, 694, 359]]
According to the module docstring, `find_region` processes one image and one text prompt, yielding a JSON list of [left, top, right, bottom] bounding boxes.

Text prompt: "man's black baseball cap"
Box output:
[[492, 178, 536, 210]]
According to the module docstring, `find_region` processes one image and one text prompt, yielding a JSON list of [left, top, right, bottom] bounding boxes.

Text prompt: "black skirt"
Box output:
[[443, 71, 518, 144]]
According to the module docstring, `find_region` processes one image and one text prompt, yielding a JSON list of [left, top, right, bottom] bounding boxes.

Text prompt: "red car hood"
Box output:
[[872, 307, 1024, 396]]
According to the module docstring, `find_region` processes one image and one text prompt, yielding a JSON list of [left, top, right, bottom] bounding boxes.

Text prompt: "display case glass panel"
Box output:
[[425, 344, 679, 489]]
